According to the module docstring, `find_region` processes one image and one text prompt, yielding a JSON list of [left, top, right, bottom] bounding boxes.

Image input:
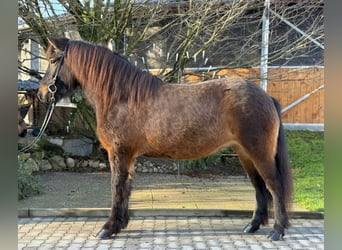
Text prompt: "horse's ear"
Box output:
[[47, 37, 58, 49], [47, 37, 69, 52]]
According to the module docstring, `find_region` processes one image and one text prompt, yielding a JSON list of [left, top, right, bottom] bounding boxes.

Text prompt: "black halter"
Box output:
[[47, 52, 65, 103]]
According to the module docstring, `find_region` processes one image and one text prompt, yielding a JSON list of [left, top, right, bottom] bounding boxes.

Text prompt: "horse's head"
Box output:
[[37, 37, 76, 104]]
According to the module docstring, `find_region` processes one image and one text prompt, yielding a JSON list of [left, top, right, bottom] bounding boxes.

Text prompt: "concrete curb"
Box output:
[[18, 208, 324, 220]]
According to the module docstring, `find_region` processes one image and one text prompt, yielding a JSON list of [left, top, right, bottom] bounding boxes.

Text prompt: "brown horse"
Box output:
[[38, 37, 293, 241]]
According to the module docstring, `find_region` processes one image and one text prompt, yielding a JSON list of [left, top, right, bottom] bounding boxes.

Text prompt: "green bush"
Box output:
[[180, 148, 235, 170], [18, 158, 42, 200]]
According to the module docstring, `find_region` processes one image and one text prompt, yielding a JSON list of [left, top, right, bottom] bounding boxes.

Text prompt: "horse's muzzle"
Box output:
[[37, 91, 47, 103]]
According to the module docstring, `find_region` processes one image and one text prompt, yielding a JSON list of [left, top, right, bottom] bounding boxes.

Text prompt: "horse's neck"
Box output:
[[81, 89, 97, 108]]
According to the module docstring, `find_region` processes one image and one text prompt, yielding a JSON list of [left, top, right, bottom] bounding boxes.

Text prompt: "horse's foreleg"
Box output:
[[97, 153, 134, 239]]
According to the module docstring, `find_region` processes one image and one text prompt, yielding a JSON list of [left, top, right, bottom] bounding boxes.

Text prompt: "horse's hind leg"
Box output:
[[253, 158, 291, 241], [233, 143, 291, 240], [97, 151, 134, 239], [232, 146, 272, 234]]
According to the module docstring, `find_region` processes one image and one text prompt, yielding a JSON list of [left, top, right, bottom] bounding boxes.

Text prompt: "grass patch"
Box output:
[[286, 130, 324, 212], [180, 130, 324, 212]]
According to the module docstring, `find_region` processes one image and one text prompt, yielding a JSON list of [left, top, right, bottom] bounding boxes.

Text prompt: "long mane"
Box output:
[[65, 40, 164, 109]]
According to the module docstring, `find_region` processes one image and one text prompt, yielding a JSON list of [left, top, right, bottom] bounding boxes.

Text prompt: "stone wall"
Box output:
[[18, 136, 181, 175], [18, 153, 179, 175]]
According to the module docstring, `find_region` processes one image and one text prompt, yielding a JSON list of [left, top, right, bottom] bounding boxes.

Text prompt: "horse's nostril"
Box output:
[[37, 91, 45, 102]]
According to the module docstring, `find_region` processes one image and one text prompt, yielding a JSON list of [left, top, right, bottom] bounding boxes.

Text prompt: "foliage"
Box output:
[[71, 88, 97, 140], [18, 158, 42, 200], [37, 138, 65, 157], [180, 148, 236, 170], [181, 153, 220, 170]]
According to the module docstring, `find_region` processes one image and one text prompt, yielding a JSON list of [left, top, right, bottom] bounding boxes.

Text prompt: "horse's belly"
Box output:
[[143, 145, 229, 160], [143, 130, 232, 160]]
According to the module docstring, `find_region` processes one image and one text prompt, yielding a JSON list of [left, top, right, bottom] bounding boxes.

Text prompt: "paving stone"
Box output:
[[18, 217, 324, 249], [95, 244, 111, 250], [66, 243, 83, 250]]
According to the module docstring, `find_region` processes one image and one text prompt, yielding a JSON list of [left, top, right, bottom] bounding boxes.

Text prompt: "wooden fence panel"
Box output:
[[265, 67, 324, 124], [180, 67, 324, 124]]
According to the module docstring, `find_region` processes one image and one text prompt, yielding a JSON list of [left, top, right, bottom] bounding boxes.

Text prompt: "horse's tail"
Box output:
[[272, 97, 293, 216]]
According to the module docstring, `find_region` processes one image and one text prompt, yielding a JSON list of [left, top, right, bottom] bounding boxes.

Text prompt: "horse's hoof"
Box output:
[[267, 230, 284, 241], [97, 229, 112, 239], [243, 223, 259, 233]]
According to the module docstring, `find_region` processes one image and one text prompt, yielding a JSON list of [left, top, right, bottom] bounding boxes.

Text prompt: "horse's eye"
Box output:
[[50, 58, 58, 64]]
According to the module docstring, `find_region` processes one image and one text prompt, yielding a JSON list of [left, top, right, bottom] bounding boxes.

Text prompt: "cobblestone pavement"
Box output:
[[18, 216, 324, 249]]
